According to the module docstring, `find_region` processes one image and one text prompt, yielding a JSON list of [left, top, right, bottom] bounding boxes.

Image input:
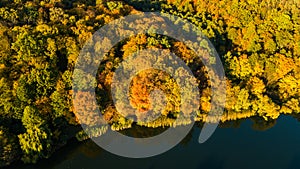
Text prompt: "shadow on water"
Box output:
[[288, 152, 300, 169], [5, 114, 300, 169], [196, 155, 224, 169]]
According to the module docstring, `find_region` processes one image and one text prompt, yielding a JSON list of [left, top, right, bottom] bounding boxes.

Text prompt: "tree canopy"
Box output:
[[0, 0, 299, 166]]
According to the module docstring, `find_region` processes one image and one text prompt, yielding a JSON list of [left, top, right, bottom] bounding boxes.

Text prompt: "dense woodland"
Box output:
[[0, 0, 299, 167]]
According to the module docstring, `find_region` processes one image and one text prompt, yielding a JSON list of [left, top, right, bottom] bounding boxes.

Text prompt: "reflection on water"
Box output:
[[6, 115, 300, 169]]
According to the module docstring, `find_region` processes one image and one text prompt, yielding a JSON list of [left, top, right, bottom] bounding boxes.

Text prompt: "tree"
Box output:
[[0, 126, 20, 167], [18, 106, 52, 163]]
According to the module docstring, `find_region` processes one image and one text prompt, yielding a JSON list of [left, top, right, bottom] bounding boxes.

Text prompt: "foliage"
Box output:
[[0, 0, 299, 166], [0, 126, 20, 167], [18, 106, 52, 163]]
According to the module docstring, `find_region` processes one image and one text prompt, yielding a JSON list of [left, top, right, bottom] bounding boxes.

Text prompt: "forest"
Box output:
[[0, 0, 299, 167]]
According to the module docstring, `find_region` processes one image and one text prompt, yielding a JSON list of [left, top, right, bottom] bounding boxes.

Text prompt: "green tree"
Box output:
[[18, 106, 52, 163]]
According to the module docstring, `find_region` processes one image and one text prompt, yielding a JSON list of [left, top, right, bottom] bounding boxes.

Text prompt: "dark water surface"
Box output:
[[10, 115, 300, 169]]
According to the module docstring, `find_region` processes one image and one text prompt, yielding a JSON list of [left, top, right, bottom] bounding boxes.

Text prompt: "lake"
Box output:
[[8, 114, 300, 169]]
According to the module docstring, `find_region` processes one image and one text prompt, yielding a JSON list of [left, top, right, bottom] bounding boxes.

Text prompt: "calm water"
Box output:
[[9, 115, 300, 169]]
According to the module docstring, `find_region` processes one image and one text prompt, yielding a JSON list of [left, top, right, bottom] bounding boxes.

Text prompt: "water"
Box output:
[[9, 115, 300, 169]]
